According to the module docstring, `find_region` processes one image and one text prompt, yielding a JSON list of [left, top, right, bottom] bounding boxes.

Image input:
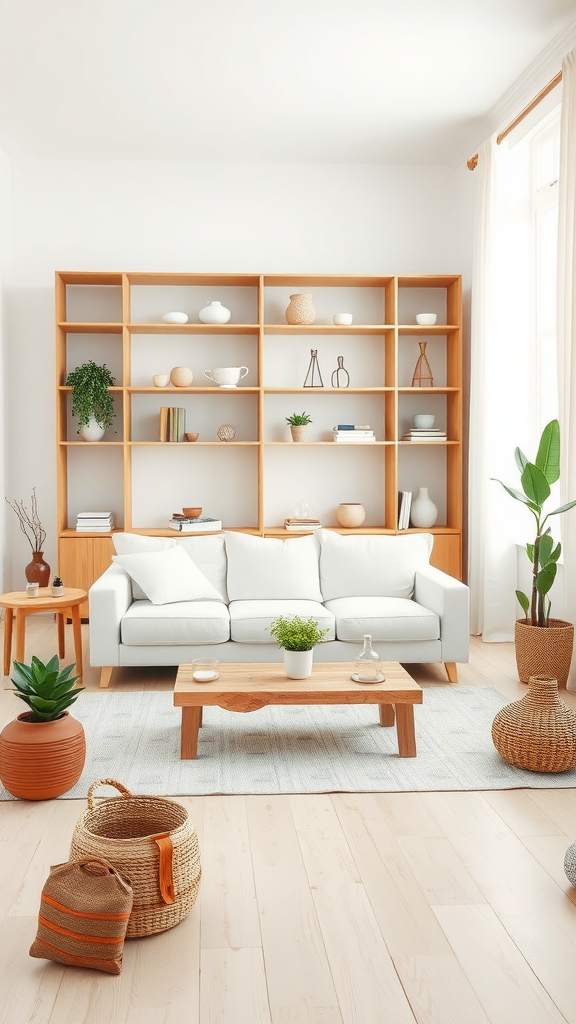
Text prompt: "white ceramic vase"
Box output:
[[199, 301, 231, 324], [410, 487, 438, 528], [284, 649, 314, 679], [78, 415, 105, 442]]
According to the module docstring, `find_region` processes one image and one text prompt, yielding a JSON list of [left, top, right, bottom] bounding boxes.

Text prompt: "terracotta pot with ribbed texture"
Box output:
[[492, 674, 576, 773], [515, 618, 574, 689], [0, 711, 86, 799], [25, 551, 50, 587]]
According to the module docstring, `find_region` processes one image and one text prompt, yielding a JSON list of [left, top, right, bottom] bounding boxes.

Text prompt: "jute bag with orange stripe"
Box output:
[[29, 857, 133, 974]]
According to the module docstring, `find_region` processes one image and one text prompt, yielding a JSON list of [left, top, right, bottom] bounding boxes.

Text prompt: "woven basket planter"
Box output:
[[492, 675, 576, 773], [70, 779, 201, 937], [515, 618, 574, 689]]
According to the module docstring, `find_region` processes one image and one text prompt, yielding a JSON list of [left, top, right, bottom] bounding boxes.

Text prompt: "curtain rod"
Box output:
[[467, 70, 563, 170]]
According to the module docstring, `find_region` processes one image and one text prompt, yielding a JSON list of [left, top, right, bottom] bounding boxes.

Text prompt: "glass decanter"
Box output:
[[352, 635, 384, 683]]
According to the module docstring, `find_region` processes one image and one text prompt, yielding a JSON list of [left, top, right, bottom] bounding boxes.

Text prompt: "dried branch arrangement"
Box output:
[[5, 489, 47, 552]]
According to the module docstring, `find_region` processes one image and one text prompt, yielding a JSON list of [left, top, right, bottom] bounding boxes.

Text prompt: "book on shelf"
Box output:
[[333, 431, 376, 442], [402, 432, 447, 441], [397, 491, 412, 530], [334, 424, 372, 431], [76, 511, 115, 532], [168, 517, 222, 532], [284, 518, 321, 531], [160, 407, 186, 442]]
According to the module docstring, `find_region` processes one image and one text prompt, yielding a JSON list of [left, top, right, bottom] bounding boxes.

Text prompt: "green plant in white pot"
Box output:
[[268, 615, 330, 679], [493, 418, 576, 687], [66, 360, 116, 441]]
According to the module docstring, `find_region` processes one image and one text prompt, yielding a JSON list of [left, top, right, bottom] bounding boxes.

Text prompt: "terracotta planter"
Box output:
[[25, 551, 50, 587], [290, 425, 308, 442], [515, 618, 574, 689], [492, 674, 576, 772], [0, 711, 85, 800]]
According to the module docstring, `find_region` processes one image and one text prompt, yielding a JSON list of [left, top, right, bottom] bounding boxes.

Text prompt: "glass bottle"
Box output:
[[51, 576, 64, 598], [353, 635, 384, 683]]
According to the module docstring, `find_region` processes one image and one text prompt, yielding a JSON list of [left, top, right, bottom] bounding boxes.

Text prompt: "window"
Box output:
[[531, 111, 560, 431]]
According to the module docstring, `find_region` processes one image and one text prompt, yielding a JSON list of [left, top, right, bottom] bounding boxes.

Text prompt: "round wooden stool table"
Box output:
[[0, 588, 87, 678]]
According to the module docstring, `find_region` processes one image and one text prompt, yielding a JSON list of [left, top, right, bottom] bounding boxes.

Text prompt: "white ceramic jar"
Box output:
[[78, 415, 105, 442], [199, 301, 231, 324]]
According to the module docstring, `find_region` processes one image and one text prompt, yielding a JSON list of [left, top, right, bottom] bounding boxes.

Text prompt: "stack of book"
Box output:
[[401, 427, 447, 441], [397, 492, 412, 530], [332, 424, 376, 443], [283, 517, 322, 531], [160, 407, 187, 442], [76, 511, 115, 532], [168, 515, 222, 532]]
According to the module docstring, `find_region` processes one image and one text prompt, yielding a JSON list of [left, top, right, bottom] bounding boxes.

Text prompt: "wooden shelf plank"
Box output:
[[128, 323, 260, 335], [58, 321, 123, 334], [59, 441, 124, 446], [263, 387, 392, 393], [263, 274, 394, 287], [397, 274, 460, 287], [128, 441, 260, 446], [399, 440, 460, 446], [128, 386, 259, 393], [263, 324, 394, 335], [398, 387, 460, 393], [264, 441, 390, 446], [58, 385, 124, 392], [60, 528, 120, 537], [398, 325, 460, 334], [127, 272, 260, 286]]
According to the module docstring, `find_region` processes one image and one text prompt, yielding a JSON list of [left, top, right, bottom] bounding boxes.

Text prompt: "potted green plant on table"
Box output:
[[286, 412, 312, 442], [66, 360, 116, 441], [268, 615, 330, 679], [493, 419, 576, 687], [0, 656, 85, 799]]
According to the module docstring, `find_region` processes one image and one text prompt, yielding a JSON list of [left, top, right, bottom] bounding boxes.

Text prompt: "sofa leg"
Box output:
[[444, 662, 458, 683], [100, 667, 113, 689]]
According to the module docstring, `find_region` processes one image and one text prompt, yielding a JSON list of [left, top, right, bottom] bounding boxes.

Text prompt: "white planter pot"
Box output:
[[78, 415, 105, 442], [284, 649, 314, 679]]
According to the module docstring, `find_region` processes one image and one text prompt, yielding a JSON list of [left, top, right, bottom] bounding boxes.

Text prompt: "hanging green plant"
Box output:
[[65, 360, 116, 430]]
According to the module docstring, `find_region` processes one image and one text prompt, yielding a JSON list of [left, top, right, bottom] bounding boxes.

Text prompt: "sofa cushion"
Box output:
[[112, 532, 228, 602], [229, 600, 335, 644], [112, 546, 224, 605], [318, 530, 433, 601], [224, 533, 322, 602], [121, 600, 230, 645], [324, 596, 439, 642]]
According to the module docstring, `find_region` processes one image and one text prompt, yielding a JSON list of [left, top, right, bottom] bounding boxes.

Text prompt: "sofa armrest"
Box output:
[[414, 565, 470, 663], [89, 564, 133, 666]]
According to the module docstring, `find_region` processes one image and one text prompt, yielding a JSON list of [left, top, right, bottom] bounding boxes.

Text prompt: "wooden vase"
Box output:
[[25, 551, 50, 587], [0, 711, 86, 799]]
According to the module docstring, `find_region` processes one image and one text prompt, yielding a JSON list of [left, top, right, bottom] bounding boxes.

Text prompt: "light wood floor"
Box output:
[[1, 615, 576, 1024]]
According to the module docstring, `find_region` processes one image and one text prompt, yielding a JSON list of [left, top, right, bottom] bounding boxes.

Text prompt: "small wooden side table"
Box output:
[[0, 588, 87, 678]]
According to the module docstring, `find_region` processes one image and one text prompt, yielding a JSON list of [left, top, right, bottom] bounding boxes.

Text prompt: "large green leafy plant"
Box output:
[[493, 419, 576, 627], [268, 615, 329, 651], [65, 360, 116, 430], [11, 656, 83, 722]]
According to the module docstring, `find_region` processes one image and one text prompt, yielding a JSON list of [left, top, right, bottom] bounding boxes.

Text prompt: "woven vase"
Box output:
[[285, 293, 315, 325], [491, 674, 576, 773], [336, 503, 366, 528], [515, 618, 574, 689]]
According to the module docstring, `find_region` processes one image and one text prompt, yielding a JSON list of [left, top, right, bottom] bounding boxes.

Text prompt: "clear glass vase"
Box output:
[[352, 635, 384, 683]]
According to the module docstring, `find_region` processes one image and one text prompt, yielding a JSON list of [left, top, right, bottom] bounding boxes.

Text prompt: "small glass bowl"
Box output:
[[191, 659, 220, 682]]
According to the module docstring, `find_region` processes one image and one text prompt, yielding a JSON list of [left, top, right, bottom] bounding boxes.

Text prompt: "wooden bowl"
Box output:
[[182, 507, 202, 518], [185, 433, 199, 442]]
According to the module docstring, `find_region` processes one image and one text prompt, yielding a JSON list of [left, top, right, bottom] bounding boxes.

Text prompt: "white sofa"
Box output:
[[89, 530, 469, 687]]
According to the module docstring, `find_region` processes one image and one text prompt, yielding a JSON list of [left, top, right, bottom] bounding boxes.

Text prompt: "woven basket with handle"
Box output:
[[70, 779, 201, 937]]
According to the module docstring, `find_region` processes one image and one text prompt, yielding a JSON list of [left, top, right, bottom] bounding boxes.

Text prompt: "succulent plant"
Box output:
[[11, 655, 83, 722]]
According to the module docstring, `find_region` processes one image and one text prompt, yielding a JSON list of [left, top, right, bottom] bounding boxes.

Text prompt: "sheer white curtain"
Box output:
[[557, 47, 576, 690], [468, 136, 533, 640]]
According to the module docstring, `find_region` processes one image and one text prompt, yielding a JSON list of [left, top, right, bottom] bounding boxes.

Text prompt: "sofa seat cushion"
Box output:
[[323, 597, 439, 643], [121, 600, 230, 645], [229, 600, 335, 644]]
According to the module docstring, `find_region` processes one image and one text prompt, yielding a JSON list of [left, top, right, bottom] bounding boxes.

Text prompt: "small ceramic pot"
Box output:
[[170, 366, 194, 387], [336, 503, 366, 527], [415, 313, 437, 325], [162, 311, 189, 324], [413, 414, 435, 429], [153, 374, 170, 387], [284, 649, 314, 679], [0, 712, 86, 800], [199, 301, 231, 324], [25, 551, 50, 587], [79, 414, 105, 442], [185, 433, 199, 442], [333, 313, 353, 325]]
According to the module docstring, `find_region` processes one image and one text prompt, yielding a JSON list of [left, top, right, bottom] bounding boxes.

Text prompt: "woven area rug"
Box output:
[[2, 686, 576, 798]]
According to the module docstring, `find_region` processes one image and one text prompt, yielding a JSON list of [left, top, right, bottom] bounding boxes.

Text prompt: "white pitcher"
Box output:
[[204, 366, 249, 388]]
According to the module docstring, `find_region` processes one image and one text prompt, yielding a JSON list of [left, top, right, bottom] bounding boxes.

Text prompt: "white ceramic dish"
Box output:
[[415, 313, 437, 326], [333, 313, 353, 325], [413, 414, 435, 429], [162, 311, 189, 324]]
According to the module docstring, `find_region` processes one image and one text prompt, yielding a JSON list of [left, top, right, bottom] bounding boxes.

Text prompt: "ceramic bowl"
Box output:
[[415, 313, 437, 325], [182, 507, 202, 518], [153, 374, 169, 387], [162, 311, 189, 324], [184, 433, 199, 443], [333, 313, 353, 326], [413, 414, 435, 429]]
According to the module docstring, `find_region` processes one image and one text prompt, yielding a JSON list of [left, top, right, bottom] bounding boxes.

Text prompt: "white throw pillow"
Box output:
[[224, 532, 322, 602], [112, 546, 224, 605], [318, 530, 433, 601], [112, 532, 228, 602]]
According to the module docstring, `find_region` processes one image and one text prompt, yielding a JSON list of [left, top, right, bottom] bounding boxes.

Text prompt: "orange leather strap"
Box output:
[[151, 832, 175, 904]]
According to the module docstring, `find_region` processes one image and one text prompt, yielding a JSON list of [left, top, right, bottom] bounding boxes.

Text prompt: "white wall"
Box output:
[[5, 158, 476, 584], [0, 146, 10, 591]]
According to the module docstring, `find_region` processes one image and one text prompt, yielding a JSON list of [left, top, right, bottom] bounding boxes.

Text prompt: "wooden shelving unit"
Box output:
[[56, 271, 463, 611]]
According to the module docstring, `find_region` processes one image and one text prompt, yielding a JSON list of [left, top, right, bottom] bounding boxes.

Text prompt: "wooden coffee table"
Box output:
[[173, 661, 422, 760]]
